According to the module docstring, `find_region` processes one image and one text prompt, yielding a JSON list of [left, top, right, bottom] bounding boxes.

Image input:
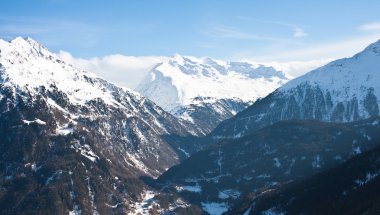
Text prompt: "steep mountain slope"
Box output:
[[136, 55, 289, 133], [0, 37, 203, 214], [211, 39, 380, 138], [156, 117, 380, 214], [231, 141, 380, 215], [173, 97, 251, 134]]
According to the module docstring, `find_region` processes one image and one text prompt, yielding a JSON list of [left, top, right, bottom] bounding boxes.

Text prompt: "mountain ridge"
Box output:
[[136, 54, 290, 111], [0, 36, 212, 214], [211, 38, 380, 139], [0, 37, 210, 176], [136, 54, 290, 133]]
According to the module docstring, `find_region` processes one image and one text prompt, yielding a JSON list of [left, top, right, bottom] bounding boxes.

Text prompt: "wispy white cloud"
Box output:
[[247, 59, 333, 78], [239, 34, 380, 77], [293, 27, 307, 38], [359, 22, 380, 31], [235, 16, 301, 28], [245, 34, 380, 62], [54, 19, 380, 87], [59, 33, 380, 87], [236, 16, 309, 39], [58, 51, 164, 89], [203, 26, 286, 42]]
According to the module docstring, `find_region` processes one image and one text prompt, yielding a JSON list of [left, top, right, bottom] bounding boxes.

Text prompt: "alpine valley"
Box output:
[[1, 36, 380, 215]]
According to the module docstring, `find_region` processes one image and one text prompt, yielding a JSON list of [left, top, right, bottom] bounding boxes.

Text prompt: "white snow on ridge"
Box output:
[[280, 39, 380, 108], [0, 37, 205, 179], [23, 118, 46, 125], [0, 37, 131, 108], [136, 54, 291, 112]]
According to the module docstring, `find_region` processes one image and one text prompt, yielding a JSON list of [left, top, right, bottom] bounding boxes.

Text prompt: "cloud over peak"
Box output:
[[58, 51, 164, 89]]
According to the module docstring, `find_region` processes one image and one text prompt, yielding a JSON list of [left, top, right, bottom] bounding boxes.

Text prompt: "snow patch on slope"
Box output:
[[127, 190, 157, 215], [201, 202, 229, 215], [22, 118, 46, 125]]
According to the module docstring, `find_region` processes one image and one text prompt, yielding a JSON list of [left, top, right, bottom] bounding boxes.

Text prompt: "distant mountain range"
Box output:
[[136, 54, 290, 133], [1, 36, 380, 215]]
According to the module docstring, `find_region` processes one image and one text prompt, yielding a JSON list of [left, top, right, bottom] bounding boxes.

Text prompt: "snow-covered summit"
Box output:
[[136, 54, 290, 112], [0, 37, 50, 56], [0, 37, 206, 178], [0, 37, 138, 107], [281, 39, 380, 109]]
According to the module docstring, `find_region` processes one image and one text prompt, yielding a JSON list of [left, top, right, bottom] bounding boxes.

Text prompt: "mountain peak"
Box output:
[[212, 38, 380, 139], [8, 36, 43, 49], [282, 38, 380, 93], [0, 37, 118, 107], [0, 36, 51, 62], [362, 38, 380, 55], [10, 36, 31, 43], [171, 53, 185, 65], [136, 55, 290, 112]]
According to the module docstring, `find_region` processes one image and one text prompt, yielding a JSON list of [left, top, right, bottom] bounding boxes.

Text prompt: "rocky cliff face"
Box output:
[[172, 97, 251, 134]]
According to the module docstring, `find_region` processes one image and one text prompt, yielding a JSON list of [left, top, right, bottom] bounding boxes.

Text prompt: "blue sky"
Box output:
[[2, 0, 380, 87]]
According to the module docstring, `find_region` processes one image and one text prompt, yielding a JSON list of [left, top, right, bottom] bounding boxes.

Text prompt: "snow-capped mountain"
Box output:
[[136, 54, 290, 133], [212, 39, 380, 138], [0, 37, 204, 176], [0, 37, 203, 214], [156, 117, 380, 214]]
